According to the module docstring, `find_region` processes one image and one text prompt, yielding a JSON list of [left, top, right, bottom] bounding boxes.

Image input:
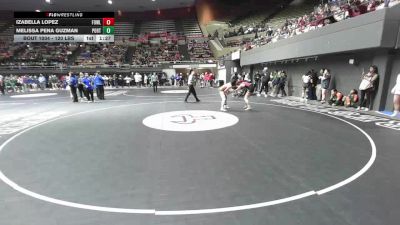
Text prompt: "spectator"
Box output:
[[344, 89, 359, 108], [161, 73, 167, 86], [200, 73, 205, 88], [170, 74, 175, 86], [309, 69, 319, 100], [118, 75, 124, 87], [254, 71, 261, 92], [328, 89, 344, 106], [143, 74, 148, 87], [179, 73, 184, 87], [77, 73, 85, 101], [151, 73, 159, 93], [302, 72, 311, 102], [319, 68, 331, 104], [357, 65, 379, 111], [0, 75, 4, 95], [209, 73, 215, 88], [277, 71, 287, 97], [134, 72, 142, 88], [175, 73, 181, 87], [124, 75, 132, 88], [270, 70, 280, 97], [391, 73, 400, 117], [38, 74, 46, 90]]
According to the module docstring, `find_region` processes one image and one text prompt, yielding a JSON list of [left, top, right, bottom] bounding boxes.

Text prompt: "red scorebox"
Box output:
[[102, 18, 115, 26]]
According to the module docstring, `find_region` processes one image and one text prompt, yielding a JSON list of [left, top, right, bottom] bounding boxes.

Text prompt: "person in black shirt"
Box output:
[[254, 71, 261, 92], [309, 69, 319, 100], [0, 75, 4, 96], [258, 72, 270, 97]]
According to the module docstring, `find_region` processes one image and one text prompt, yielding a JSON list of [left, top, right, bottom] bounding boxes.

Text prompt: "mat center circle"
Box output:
[[142, 110, 239, 132]]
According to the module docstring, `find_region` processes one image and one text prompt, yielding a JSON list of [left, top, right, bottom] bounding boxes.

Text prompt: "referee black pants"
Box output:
[[185, 84, 200, 102], [96, 85, 105, 100], [153, 82, 158, 92], [70, 85, 78, 102]]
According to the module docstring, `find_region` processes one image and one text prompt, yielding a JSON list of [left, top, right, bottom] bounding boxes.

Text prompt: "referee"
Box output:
[[185, 69, 200, 103]]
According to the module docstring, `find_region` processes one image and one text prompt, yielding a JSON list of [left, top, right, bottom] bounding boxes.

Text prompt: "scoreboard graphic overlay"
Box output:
[[14, 12, 114, 43]]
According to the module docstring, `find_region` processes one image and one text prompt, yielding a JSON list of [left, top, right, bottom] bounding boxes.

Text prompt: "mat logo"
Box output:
[[143, 110, 238, 132], [170, 114, 216, 124]]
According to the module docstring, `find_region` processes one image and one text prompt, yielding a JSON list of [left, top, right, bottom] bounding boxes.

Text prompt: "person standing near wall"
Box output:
[[278, 71, 287, 97], [0, 75, 4, 96], [258, 71, 270, 97], [134, 72, 142, 88], [391, 73, 400, 117], [357, 65, 379, 111], [184, 69, 200, 103], [319, 68, 331, 104], [302, 72, 311, 103], [151, 73, 159, 93], [143, 74, 148, 87], [254, 71, 261, 93], [310, 69, 319, 100]]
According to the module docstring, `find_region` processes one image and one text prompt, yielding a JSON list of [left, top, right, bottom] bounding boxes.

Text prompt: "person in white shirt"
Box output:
[[124, 75, 132, 87], [134, 72, 142, 88], [38, 74, 46, 90], [319, 69, 331, 103], [302, 73, 311, 102], [184, 69, 200, 103], [391, 73, 400, 117]]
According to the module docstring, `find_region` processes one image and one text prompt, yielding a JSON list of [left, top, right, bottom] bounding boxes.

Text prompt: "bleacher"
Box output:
[[0, 16, 215, 67], [140, 20, 177, 33], [266, 0, 317, 29], [5, 43, 78, 66], [187, 36, 213, 61], [182, 19, 203, 35], [0, 23, 14, 37], [114, 22, 134, 37], [131, 39, 181, 66]]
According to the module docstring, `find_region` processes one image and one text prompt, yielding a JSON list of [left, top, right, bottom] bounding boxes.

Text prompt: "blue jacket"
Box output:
[[69, 75, 78, 87], [94, 75, 104, 86], [82, 77, 93, 91]]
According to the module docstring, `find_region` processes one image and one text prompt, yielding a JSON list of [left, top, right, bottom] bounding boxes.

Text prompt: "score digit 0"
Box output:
[[102, 18, 115, 26], [103, 26, 115, 34]]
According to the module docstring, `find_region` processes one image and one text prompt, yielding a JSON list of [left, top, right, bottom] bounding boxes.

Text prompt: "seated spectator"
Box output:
[[344, 89, 359, 108], [328, 89, 344, 106]]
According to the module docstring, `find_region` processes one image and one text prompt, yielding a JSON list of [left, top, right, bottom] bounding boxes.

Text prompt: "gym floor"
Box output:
[[0, 87, 399, 225]]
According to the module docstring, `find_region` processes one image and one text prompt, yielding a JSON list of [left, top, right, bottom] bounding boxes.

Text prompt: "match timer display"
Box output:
[[13, 12, 115, 43]]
